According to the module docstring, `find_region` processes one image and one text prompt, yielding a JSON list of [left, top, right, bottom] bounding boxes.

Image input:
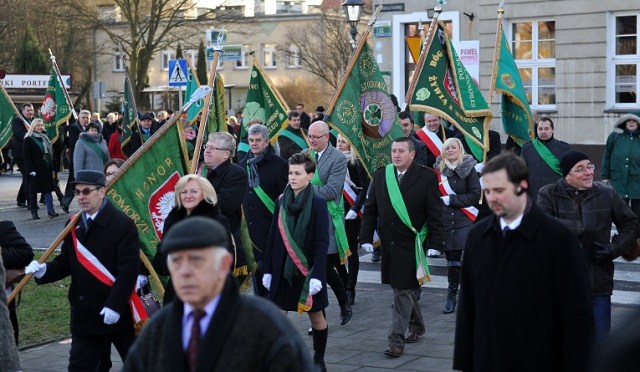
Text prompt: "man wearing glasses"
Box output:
[[24, 170, 140, 370], [538, 151, 639, 343]]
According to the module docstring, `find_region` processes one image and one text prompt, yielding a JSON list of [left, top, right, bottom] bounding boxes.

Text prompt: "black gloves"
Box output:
[[592, 242, 612, 265]]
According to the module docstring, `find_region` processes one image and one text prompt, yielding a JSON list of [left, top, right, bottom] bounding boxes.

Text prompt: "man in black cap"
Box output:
[[124, 217, 313, 371], [538, 150, 639, 343], [25, 170, 140, 371], [129, 113, 157, 153]]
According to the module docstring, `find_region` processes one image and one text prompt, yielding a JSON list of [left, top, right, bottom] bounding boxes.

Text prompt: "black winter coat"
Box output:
[[0, 220, 34, 275], [360, 162, 444, 289], [205, 159, 248, 232], [10, 116, 30, 160], [520, 137, 570, 202], [36, 201, 140, 335], [23, 136, 55, 193], [239, 151, 288, 261], [538, 180, 639, 296], [454, 203, 594, 372], [434, 155, 481, 251]]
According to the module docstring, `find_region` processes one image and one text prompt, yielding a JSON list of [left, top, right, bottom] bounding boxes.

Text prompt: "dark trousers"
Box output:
[[15, 158, 28, 204], [62, 156, 75, 208], [68, 331, 135, 372], [623, 198, 640, 219], [389, 287, 425, 348], [8, 298, 18, 344], [326, 253, 348, 307]]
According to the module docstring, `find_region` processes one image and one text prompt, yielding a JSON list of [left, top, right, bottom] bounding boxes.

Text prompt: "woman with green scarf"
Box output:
[[263, 152, 330, 372], [23, 118, 59, 219]]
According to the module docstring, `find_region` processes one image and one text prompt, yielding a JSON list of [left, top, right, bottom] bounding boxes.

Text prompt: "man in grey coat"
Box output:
[[303, 121, 352, 325]]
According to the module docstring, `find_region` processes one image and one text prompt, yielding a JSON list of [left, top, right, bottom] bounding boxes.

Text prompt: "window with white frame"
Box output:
[[161, 50, 175, 71], [609, 14, 639, 107], [113, 45, 125, 72], [235, 44, 250, 69], [287, 45, 301, 68], [512, 20, 556, 108], [262, 44, 277, 68]]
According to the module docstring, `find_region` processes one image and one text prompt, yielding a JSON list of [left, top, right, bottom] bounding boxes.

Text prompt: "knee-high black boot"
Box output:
[[312, 327, 328, 372], [443, 262, 461, 314]]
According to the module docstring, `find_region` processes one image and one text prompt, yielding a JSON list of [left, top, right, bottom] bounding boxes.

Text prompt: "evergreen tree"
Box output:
[[176, 44, 184, 59], [196, 40, 208, 84], [14, 25, 48, 73]]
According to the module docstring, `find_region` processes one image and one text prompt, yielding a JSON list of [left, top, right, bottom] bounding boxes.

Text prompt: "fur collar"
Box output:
[[435, 154, 477, 179]]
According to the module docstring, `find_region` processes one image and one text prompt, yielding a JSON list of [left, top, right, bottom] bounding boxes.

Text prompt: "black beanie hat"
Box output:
[[559, 151, 590, 177]]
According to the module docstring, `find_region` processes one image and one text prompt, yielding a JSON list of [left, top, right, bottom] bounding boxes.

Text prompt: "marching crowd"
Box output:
[[2, 103, 640, 371]]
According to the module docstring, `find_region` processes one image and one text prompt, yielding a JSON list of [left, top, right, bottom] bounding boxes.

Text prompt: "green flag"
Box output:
[[186, 67, 204, 123], [326, 42, 404, 178], [121, 73, 138, 152], [40, 67, 71, 143], [106, 121, 190, 263], [243, 61, 290, 143], [204, 74, 227, 137], [0, 86, 17, 150], [409, 22, 492, 151], [492, 20, 534, 146]]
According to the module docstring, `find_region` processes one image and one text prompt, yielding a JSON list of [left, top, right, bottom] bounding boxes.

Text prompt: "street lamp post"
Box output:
[[342, 0, 365, 50]]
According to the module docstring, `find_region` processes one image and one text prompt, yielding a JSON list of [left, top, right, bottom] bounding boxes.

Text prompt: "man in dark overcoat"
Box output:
[[11, 103, 34, 208], [124, 217, 313, 371], [239, 124, 288, 297], [359, 137, 444, 357], [453, 153, 594, 372], [25, 170, 139, 371]]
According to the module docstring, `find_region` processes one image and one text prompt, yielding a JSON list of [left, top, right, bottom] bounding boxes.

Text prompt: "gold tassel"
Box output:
[[134, 319, 148, 336]]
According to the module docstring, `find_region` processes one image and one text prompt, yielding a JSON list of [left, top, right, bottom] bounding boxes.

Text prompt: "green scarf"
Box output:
[[385, 164, 431, 284], [278, 184, 316, 313], [532, 138, 562, 176]]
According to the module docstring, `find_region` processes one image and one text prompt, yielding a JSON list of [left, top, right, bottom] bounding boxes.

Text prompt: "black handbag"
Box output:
[[137, 283, 161, 317]]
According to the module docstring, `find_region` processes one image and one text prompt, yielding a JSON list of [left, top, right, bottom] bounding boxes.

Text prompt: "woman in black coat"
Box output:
[[434, 138, 481, 314], [23, 118, 59, 219], [152, 174, 233, 304], [263, 153, 330, 371], [1, 220, 34, 345]]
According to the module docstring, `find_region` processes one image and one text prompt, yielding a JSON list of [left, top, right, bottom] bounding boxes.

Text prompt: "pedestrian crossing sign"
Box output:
[[168, 59, 188, 87]]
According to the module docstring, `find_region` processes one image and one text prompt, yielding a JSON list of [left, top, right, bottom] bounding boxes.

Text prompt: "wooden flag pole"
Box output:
[[48, 50, 77, 121], [488, 7, 505, 107]]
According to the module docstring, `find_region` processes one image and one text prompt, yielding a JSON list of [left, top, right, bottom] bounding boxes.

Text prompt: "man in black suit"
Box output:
[[11, 103, 34, 208], [360, 137, 444, 357], [398, 111, 428, 166], [129, 113, 157, 153], [296, 103, 311, 130], [239, 124, 288, 297], [25, 170, 139, 371]]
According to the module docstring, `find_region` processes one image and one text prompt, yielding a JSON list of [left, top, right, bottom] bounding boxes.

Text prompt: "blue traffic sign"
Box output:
[[168, 59, 188, 87]]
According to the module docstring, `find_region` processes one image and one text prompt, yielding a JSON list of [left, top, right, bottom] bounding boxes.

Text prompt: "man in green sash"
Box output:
[[520, 117, 570, 202], [359, 137, 444, 357], [303, 121, 353, 326], [239, 124, 288, 297], [278, 111, 308, 161], [130, 113, 157, 153]]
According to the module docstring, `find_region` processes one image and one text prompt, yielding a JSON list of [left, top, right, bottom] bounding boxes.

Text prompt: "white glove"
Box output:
[[440, 196, 450, 206], [474, 162, 485, 173], [262, 273, 272, 290], [136, 275, 148, 290], [309, 278, 322, 295], [345, 210, 358, 220], [361, 243, 374, 253], [100, 307, 120, 325], [29, 171, 36, 176], [427, 249, 442, 257], [25, 260, 47, 279]]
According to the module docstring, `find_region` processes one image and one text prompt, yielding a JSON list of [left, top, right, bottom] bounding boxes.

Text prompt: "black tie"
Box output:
[[87, 217, 93, 229], [315, 152, 319, 163], [397, 172, 404, 186], [502, 226, 511, 237]]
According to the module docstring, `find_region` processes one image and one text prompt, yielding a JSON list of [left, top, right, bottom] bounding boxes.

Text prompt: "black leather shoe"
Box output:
[[384, 345, 403, 357], [61, 204, 69, 213], [32, 212, 40, 220], [17, 202, 27, 208], [371, 250, 381, 262], [443, 298, 456, 314], [340, 304, 352, 325], [48, 212, 59, 219]]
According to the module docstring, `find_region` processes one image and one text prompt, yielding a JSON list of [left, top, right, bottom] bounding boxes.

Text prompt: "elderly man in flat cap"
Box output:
[[25, 170, 140, 371], [539, 150, 639, 342], [125, 217, 313, 372]]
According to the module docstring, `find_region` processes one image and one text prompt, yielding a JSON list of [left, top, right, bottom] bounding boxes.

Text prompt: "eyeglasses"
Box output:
[[571, 164, 595, 174], [204, 145, 231, 152], [73, 187, 102, 196], [308, 133, 328, 140]]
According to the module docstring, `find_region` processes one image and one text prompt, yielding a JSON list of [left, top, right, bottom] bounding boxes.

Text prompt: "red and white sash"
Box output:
[[343, 181, 363, 218], [415, 128, 444, 157], [70, 220, 147, 323], [435, 172, 479, 222]]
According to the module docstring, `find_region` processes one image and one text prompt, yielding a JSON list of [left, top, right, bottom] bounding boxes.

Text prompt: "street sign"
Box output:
[[206, 45, 242, 61], [206, 29, 227, 44], [168, 59, 188, 87]]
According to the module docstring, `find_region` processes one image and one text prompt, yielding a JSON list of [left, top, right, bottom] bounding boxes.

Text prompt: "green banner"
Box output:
[[243, 62, 289, 143], [326, 42, 404, 178], [493, 23, 534, 146], [409, 22, 491, 151], [121, 74, 137, 151], [0, 88, 16, 150], [106, 121, 190, 262], [186, 67, 203, 123], [40, 66, 71, 143], [205, 74, 227, 137]]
